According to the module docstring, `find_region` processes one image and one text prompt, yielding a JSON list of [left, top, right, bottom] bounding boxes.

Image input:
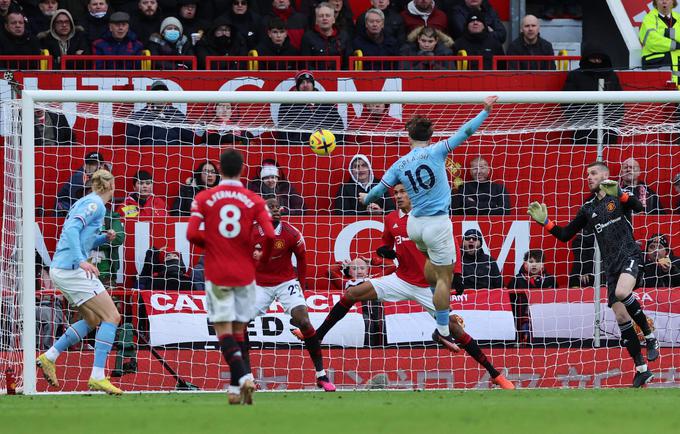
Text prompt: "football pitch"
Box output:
[[3, 389, 679, 434]]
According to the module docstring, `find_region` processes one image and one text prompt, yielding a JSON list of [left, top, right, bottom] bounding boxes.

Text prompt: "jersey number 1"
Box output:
[[405, 164, 436, 194], [218, 204, 241, 238]]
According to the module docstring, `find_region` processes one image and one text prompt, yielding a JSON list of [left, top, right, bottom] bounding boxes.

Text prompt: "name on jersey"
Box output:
[[594, 216, 621, 234], [394, 235, 410, 244], [397, 152, 430, 170], [206, 190, 254, 208]]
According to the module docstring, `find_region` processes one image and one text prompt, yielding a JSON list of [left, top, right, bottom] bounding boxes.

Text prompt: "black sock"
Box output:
[[219, 334, 247, 386], [236, 330, 251, 374], [302, 328, 325, 373], [621, 294, 652, 336], [456, 332, 500, 378], [316, 295, 353, 341], [619, 321, 645, 366]]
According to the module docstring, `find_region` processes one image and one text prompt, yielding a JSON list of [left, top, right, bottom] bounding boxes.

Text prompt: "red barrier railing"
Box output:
[[60, 55, 196, 70], [493, 55, 581, 71], [0, 55, 52, 70], [348, 55, 484, 71], [205, 55, 341, 71]]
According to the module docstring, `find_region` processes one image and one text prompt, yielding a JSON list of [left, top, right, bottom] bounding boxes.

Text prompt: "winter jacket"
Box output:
[[195, 16, 248, 69], [93, 208, 125, 285], [55, 169, 86, 215], [254, 35, 300, 59], [451, 180, 512, 216], [356, 7, 406, 45], [352, 28, 400, 59], [92, 30, 145, 69], [332, 154, 396, 215], [0, 27, 42, 60], [129, 9, 163, 46], [507, 271, 557, 290], [642, 253, 680, 287], [38, 10, 90, 69], [400, 1, 448, 34], [81, 11, 110, 41], [639, 7, 680, 68], [277, 90, 344, 145], [506, 35, 555, 70], [35, 111, 75, 146], [119, 193, 168, 218], [300, 25, 352, 65], [260, 7, 308, 50], [247, 178, 306, 215], [125, 104, 195, 146], [621, 182, 665, 215], [224, 9, 261, 49], [147, 32, 195, 69], [453, 27, 504, 70], [399, 26, 455, 70], [171, 178, 219, 217], [448, 3, 506, 43], [461, 249, 503, 289]]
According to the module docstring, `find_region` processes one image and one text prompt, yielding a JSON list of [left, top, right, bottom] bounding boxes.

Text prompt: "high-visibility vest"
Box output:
[[640, 8, 680, 84]]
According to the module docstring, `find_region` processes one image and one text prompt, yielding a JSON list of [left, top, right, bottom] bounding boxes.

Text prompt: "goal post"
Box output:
[[8, 89, 680, 394]]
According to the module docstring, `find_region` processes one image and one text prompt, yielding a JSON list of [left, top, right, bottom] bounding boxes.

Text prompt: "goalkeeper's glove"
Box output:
[[527, 202, 549, 226], [451, 273, 464, 296], [599, 179, 620, 198], [376, 245, 397, 260]]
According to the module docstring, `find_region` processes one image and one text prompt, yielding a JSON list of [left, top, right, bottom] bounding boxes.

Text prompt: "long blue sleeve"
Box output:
[[436, 109, 489, 157], [92, 234, 109, 248], [363, 181, 388, 205], [61, 220, 87, 264]]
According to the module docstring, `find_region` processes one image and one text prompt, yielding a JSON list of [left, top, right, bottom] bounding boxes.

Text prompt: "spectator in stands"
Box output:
[[352, 8, 399, 59], [129, 0, 163, 46], [147, 16, 195, 69], [195, 15, 248, 69], [453, 13, 504, 70], [673, 173, 680, 213], [327, 0, 355, 38], [333, 154, 396, 215], [125, 79, 195, 145], [460, 229, 503, 289], [538, 0, 582, 20], [639, 0, 680, 70], [399, 25, 454, 69], [300, 2, 351, 62], [93, 206, 125, 288], [347, 103, 401, 146], [177, 0, 207, 43], [0, 10, 42, 56], [277, 70, 344, 145], [35, 106, 76, 146], [203, 102, 252, 145], [400, 0, 447, 34], [119, 169, 169, 218], [39, 9, 90, 68], [81, 0, 111, 42], [619, 157, 665, 214], [260, 0, 307, 50], [507, 249, 556, 289], [55, 151, 107, 215], [568, 229, 601, 288], [642, 233, 680, 287], [247, 159, 306, 215], [28, 0, 59, 36], [506, 14, 555, 70], [92, 11, 145, 69], [561, 43, 623, 145], [449, 0, 506, 43], [356, 0, 406, 45], [226, 0, 261, 50], [171, 160, 220, 216], [0, 0, 19, 21], [451, 156, 511, 215], [254, 17, 299, 58], [136, 247, 195, 290]]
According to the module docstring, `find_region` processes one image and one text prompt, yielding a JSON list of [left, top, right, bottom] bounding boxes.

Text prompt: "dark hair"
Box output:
[[267, 17, 286, 31], [523, 249, 545, 263], [194, 160, 220, 188], [220, 149, 244, 177], [587, 161, 609, 171], [406, 116, 433, 141]]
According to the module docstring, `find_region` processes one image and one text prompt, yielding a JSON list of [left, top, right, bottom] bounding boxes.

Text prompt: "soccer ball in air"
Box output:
[[309, 129, 336, 155]]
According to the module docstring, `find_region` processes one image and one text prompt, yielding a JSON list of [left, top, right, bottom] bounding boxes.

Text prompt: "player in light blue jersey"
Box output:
[[360, 96, 497, 351], [37, 169, 124, 395]]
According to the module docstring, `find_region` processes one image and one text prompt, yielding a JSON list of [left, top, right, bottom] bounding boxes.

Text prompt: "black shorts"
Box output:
[[606, 254, 642, 307]]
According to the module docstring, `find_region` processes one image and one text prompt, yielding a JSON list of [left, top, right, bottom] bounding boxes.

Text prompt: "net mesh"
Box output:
[[2, 94, 680, 393]]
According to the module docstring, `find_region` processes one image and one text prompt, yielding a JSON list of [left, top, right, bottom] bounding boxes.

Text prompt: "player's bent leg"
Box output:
[[39, 317, 95, 388], [314, 281, 378, 342], [611, 302, 653, 387], [290, 306, 336, 392], [615, 273, 659, 361], [428, 262, 458, 349]]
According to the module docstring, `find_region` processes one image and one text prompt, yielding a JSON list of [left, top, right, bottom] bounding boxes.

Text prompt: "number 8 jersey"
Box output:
[[187, 180, 275, 287]]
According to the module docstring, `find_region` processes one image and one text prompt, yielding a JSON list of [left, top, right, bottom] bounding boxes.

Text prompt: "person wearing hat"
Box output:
[[119, 170, 168, 218], [225, 0, 261, 50], [277, 69, 344, 145], [453, 13, 504, 70], [27, 0, 59, 36], [195, 15, 247, 69], [449, 0, 506, 43], [92, 10, 144, 68], [147, 16, 194, 68], [55, 151, 107, 215], [129, 0, 163, 45], [459, 228, 503, 290], [177, 0, 208, 41], [247, 159, 306, 215], [38, 9, 90, 68], [642, 233, 680, 287], [400, 0, 448, 34]]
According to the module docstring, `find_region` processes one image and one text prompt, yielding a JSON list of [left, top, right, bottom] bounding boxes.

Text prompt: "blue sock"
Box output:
[[50, 320, 93, 357], [93, 322, 117, 376], [435, 309, 450, 336]]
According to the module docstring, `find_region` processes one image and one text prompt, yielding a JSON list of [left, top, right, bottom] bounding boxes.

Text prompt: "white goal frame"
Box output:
[[19, 89, 680, 394]]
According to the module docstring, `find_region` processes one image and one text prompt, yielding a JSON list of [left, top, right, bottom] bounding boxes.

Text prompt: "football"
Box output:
[[309, 129, 336, 155]]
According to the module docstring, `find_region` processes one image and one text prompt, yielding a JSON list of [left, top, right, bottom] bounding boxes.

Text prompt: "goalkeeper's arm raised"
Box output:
[[527, 201, 588, 242], [600, 180, 645, 213]]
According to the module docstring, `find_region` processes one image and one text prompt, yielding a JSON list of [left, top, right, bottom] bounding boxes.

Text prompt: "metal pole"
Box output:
[[593, 78, 605, 348]]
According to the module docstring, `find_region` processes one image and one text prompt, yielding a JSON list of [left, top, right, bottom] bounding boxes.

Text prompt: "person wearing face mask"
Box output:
[[39, 9, 90, 68], [81, 0, 111, 41], [147, 16, 195, 69], [195, 15, 247, 69], [247, 160, 306, 215]]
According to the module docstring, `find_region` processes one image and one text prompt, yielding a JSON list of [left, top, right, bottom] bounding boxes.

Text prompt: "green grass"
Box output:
[[3, 389, 680, 434]]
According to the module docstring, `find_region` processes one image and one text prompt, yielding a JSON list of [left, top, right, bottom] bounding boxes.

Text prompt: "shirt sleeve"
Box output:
[[186, 198, 205, 247], [364, 165, 398, 205], [433, 109, 489, 159]]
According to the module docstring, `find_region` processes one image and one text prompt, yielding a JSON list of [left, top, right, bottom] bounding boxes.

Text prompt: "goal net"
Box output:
[[2, 89, 680, 394]]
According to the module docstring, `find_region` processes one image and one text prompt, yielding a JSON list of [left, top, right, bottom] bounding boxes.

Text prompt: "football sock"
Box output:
[[455, 332, 500, 378], [316, 295, 353, 341], [220, 334, 247, 386], [92, 322, 117, 380], [235, 330, 251, 374], [621, 294, 653, 337], [435, 310, 451, 336], [302, 327, 325, 372], [619, 320, 645, 368], [48, 319, 93, 361]]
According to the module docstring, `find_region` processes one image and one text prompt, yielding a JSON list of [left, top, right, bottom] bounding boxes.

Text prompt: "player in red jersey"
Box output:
[[307, 183, 515, 389], [252, 197, 336, 391], [187, 149, 275, 405]]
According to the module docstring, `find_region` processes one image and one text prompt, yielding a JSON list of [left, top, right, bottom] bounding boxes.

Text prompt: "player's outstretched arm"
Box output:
[[527, 201, 587, 242], [441, 96, 498, 154], [600, 180, 645, 213]]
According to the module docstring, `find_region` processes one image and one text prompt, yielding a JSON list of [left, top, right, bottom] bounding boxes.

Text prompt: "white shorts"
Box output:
[[370, 273, 435, 315], [49, 267, 107, 307], [406, 214, 456, 266], [205, 280, 256, 323], [254, 278, 306, 317]]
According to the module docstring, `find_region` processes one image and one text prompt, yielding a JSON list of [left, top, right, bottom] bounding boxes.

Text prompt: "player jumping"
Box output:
[[527, 161, 659, 388], [37, 169, 123, 395], [187, 149, 276, 404], [252, 197, 336, 391], [313, 183, 514, 389], [360, 96, 497, 350]]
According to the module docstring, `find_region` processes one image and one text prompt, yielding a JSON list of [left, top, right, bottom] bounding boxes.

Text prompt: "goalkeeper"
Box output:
[[527, 161, 659, 388]]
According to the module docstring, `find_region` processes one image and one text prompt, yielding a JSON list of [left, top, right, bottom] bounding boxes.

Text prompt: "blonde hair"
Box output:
[[91, 169, 114, 194]]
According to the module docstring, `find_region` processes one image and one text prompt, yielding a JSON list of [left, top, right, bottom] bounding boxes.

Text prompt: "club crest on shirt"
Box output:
[[86, 202, 98, 215], [274, 239, 285, 250], [607, 202, 616, 212]]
